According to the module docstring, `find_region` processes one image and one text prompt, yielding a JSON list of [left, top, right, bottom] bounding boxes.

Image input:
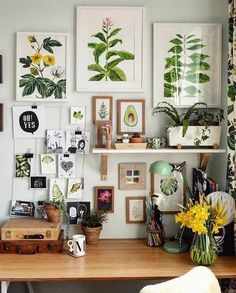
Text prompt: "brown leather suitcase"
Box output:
[[0, 230, 64, 254]]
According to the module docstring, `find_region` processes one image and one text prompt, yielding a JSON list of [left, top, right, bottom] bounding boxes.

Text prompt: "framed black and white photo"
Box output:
[[67, 201, 90, 224], [47, 130, 65, 153], [58, 154, 75, 178], [30, 176, 47, 189], [66, 130, 90, 154], [13, 106, 45, 138]]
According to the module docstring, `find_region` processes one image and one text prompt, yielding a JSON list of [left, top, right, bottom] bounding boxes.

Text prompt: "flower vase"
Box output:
[[190, 228, 217, 266]]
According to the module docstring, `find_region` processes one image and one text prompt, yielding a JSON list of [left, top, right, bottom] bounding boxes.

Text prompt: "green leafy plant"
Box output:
[[153, 101, 224, 145], [81, 210, 108, 228], [88, 17, 134, 81], [43, 199, 68, 220], [164, 33, 210, 99], [19, 35, 66, 99], [73, 111, 84, 120]]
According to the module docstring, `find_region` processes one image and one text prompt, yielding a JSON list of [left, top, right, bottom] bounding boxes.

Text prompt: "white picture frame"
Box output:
[[16, 32, 68, 102], [70, 106, 86, 125], [40, 154, 57, 175], [153, 23, 222, 108], [76, 6, 144, 92]]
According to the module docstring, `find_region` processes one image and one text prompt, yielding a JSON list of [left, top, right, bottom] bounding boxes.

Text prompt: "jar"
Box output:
[[122, 134, 129, 143]]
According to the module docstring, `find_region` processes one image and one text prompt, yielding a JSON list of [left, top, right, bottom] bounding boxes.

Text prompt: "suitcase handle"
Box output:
[[16, 245, 39, 254]]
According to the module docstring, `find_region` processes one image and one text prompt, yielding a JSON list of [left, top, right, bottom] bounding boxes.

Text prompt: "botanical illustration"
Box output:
[[17, 33, 66, 101], [126, 197, 145, 223], [67, 178, 83, 199], [88, 17, 134, 81], [40, 154, 56, 174], [164, 33, 210, 99], [98, 102, 109, 119], [70, 107, 86, 124], [160, 178, 179, 196], [15, 154, 31, 178], [131, 200, 142, 219], [49, 179, 65, 201], [58, 154, 75, 178]]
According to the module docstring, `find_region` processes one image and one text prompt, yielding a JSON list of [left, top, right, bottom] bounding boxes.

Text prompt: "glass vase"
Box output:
[[190, 227, 217, 266]]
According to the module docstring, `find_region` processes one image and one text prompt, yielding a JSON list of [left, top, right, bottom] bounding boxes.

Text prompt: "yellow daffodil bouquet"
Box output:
[[175, 195, 227, 265]]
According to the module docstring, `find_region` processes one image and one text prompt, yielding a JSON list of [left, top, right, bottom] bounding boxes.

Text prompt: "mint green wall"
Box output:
[[0, 0, 227, 292]]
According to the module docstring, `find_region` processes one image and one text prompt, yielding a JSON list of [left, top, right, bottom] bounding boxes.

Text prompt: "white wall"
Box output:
[[0, 0, 227, 292]]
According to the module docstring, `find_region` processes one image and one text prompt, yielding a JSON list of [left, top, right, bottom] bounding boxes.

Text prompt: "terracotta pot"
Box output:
[[130, 137, 144, 143], [43, 204, 60, 223], [81, 225, 102, 245]]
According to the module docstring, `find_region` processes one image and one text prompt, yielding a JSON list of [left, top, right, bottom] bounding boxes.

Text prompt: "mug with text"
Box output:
[[67, 234, 86, 257]]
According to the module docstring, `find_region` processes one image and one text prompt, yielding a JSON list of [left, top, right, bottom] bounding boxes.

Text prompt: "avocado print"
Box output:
[[124, 105, 138, 127]]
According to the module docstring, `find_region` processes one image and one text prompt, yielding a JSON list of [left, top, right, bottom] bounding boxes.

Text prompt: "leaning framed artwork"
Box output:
[[126, 196, 146, 224], [119, 163, 146, 190], [76, 6, 144, 92], [117, 99, 145, 134], [16, 32, 68, 102], [94, 186, 114, 213], [92, 96, 113, 124], [153, 23, 221, 108]]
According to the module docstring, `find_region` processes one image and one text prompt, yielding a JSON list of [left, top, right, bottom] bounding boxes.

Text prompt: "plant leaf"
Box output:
[[91, 32, 107, 43], [189, 53, 209, 63], [106, 57, 124, 69], [187, 44, 205, 50], [106, 50, 134, 60], [185, 73, 210, 83], [88, 64, 105, 73], [164, 83, 177, 97], [43, 37, 62, 53], [19, 57, 32, 68], [89, 74, 105, 81], [164, 69, 181, 83], [182, 119, 190, 137], [109, 39, 122, 47], [170, 38, 183, 45], [183, 85, 201, 96], [187, 62, 210, 71], [93, 43, 107, 64], [165, 56, 182, 67], [228, 85, 235, 101], [88, 42, 97, 49], [36, 77, 47, 97], [108, 28, 122, 38], [186, 34, 195, 40], [176, 34, 183, 39], [108, 67, 126, 81], [187, 38, 202, 44], [168, 46, 183, 54]]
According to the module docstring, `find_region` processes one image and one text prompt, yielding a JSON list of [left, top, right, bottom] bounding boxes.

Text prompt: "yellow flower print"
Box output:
[[31, 53, 43, 64], [43, 55, 56, 66], [27, 35, 36, 43]]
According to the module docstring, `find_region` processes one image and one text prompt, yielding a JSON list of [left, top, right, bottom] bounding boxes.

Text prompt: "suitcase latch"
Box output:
[[46, 230, 52, 238], [5, 230, 12, 238]]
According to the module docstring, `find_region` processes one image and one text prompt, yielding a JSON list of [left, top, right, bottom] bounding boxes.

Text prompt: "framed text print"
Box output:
[[153, 23, 221, 108], [76, 6, 144, 92], [16, 32, 68, 102], [117, 99, 145, 134]]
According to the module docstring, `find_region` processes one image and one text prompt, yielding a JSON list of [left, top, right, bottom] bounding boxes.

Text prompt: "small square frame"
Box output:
[[126, 196, 146, 223], [119, 163, 146, 190]]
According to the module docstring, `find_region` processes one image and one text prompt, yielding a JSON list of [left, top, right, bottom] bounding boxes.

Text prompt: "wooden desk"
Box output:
[[0, 240, 235, 292]]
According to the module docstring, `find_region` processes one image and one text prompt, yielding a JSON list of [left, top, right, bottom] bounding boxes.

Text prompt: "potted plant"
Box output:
[[81, 210, 108, 244], [43, 199, 68, 224], [153, 102, 224, 147]]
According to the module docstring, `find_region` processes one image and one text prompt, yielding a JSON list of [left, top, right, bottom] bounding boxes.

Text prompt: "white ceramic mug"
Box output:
[[67, 234, 86, 257]]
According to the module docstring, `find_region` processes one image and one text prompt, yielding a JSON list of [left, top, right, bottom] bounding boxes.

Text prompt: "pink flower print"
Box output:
[[98, 190, 111, 204]]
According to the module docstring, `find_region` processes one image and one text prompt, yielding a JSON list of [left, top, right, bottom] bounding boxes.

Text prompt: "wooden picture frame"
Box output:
[[93, 96, 113, 124], [119, 163, 146, 190], [94, 186, 114, 213], [126, 196, 146, 223], [0, 103, 3, 131], [117, 99, 145, 134], [0, 55, 3, 83], [150, 162, 186, 214]]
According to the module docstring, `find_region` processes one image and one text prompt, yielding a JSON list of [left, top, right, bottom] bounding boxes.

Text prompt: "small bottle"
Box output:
[[122, 134, 129, 143]]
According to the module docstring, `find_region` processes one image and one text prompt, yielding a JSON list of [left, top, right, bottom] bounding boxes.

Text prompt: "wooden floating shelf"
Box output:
[[92, 148, 226, 154]]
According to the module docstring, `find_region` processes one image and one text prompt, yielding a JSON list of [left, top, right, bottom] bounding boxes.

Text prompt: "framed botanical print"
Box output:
[[150, 163, 186, 214], [153, 23, 221, 108], [94, 186, 114, 213], [119, 163, 146, 190], [117, 99, 145, 134], [126, 196, 146, 223], [76, 6, 144, 92], [92, 96, 113, 124], [16, 32, 68, 102], [70, 106, 86, 125]]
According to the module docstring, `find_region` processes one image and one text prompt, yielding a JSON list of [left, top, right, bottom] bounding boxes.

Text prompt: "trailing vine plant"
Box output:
[[88, 17, 134, 81], [164, 33, 210, 102]]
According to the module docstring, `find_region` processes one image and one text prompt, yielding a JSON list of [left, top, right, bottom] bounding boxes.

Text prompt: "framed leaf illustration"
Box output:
[[126, 196, 146, 223], [153, 23, 221, 108], [76, 6, 144, 92], [16, 32, 68, 102]]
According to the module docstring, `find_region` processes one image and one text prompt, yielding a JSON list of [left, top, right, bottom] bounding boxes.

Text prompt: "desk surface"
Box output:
[[0, 239, 235, 281]]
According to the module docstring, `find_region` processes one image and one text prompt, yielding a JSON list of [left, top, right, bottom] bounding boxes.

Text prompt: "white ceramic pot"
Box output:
[[167, 126, 221, 147]]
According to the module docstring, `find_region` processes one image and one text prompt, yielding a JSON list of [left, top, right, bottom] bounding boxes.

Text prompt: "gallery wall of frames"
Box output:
[[0, 1, 227, 240]]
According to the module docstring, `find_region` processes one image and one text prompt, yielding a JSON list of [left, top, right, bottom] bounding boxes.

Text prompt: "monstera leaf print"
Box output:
[[160, 178, 179, 196]]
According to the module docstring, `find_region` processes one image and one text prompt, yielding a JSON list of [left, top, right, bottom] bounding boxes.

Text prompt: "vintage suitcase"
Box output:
[[1, 218, 61, 240], [0, 230, 64, 254]]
